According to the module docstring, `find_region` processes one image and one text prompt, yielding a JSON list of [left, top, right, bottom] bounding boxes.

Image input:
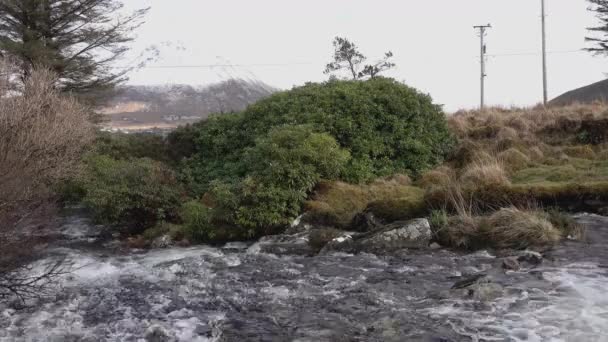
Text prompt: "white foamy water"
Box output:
[[426, 262, 608, 342]]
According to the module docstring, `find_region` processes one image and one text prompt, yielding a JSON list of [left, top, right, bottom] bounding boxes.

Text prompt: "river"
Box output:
[[1, 211, 607, 342]]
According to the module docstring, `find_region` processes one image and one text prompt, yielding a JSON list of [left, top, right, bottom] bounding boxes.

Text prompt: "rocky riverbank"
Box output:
[[1, 210, 607, 342]]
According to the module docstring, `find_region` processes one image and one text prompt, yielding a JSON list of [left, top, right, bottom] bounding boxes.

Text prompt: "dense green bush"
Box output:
[[77, 154, 183, 231], [179, 200, 214, 242], [175, 78, 453, 187], [94, 131, 171, 163], [168, 78, 453, 237], [197, 126, 351, 237]]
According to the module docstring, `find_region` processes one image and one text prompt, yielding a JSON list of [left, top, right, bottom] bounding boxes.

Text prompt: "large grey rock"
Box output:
[[319, 233, 357, 254], [321, 218, 432, 254], [357, 218, 432, 252]]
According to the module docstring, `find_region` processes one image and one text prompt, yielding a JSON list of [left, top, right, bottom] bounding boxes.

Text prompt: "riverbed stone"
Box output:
[[430, 242, 442, 250], [350, 211, 383, 232], [516, 250, 543, 266], [255, 232, 313, 256], [319, 233, 356, 254], [357, 218, 431, 252], [502, 257, 521, 271], [151, 235, 173, 249]]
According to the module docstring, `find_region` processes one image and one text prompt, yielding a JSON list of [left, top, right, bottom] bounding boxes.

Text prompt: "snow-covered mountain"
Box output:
[[101, 79, 277, 131]]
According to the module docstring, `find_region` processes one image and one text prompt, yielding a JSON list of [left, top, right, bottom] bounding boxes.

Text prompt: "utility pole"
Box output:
[[541, 0, 548, 106], [474, 24, 491, 110]]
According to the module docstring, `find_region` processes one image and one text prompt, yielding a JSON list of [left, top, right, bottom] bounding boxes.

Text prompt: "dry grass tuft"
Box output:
[[417, 166, 456, 190], [498, 148, 531, 172], [305, 180, 424, 227], [562, 145, 596, 159], [461, 158, 511, 187], [483, 207, 561, 249], [434, 207, 562, 250]]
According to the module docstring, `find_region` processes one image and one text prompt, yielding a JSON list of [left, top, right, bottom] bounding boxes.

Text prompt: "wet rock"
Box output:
[[284, 214, 313, 235], [255, 232, 313, 256], [469, 282, 504, 301], [151, 235, 173, 249], [357, 218, 431, 252], [145, 325, 173, 342], [319, 233, 356, 254], [429, 242, 442, 250], [350, 211, 383, 232], [516, 250, 543, 266], [502, 257, 521, 271], [451, 273, 487, 289]]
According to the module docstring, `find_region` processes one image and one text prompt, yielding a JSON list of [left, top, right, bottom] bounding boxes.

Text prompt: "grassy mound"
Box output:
[[305, 179, 425, 228], [433, 207, 566, 250]]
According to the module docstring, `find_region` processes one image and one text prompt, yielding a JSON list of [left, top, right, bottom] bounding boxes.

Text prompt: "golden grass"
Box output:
[[450, 104, 608, 144], [460, 158, 511, 187], [434, 207, 562, 250], [498, 148, 531, 172], [305, 179, 424, 227], [483, 207, 561, 249]]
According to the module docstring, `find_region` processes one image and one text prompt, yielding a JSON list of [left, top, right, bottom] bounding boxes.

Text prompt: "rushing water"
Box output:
[[1, 212, 607, 342]]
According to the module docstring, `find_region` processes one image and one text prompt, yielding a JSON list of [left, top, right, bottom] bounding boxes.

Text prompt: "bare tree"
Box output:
[[0, 62, 93, 303], [324, 37, 396, 80]]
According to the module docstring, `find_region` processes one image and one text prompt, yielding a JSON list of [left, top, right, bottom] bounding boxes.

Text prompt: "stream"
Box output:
[[1, 210, 607, 342]]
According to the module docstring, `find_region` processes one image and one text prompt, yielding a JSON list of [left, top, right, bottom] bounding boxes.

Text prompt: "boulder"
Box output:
[[357, 218, 432, 253], [350, 211, 383, 232], [251, 232, 313, 256], [319, 233, 357, 254], [502, 257, 521, 271], [320, 218, 432, 254], [151, 235, 173, 249], [516, 250, 543, 266], [429, 242, 442, 250]]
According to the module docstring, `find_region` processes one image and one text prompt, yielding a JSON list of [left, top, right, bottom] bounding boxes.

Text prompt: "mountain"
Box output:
[[550, 78, 608, 107], [101, 79, 277, 131]]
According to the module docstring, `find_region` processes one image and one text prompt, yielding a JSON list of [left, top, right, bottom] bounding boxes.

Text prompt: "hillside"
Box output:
[[101, 79, 277, 131], [550, 78, 608, 106]]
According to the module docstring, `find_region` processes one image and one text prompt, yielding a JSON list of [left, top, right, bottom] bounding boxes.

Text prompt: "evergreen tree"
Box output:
[[587, 0, 608, 55], [0, 0, 148, 98]]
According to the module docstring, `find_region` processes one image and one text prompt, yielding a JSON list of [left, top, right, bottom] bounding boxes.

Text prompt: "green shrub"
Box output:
[[182, 78, 454, 190], [78, 154, 183, 231], [142, 222, 184, 242], [94, 131, 170, 163], [174, 78, 453, 238], [179, 197, 253, 243], [429, 209, 449, 232], [179, 200, 213, 242], [244, 125, 351, 190]]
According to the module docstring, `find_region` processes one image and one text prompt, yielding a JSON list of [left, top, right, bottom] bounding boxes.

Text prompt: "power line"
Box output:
[[136, 49, 585, 71], [145, 62, 315, 69], [487, 49, 582, 58]]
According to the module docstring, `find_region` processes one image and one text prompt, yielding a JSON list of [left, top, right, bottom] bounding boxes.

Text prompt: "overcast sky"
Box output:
[[123, 0, 607, 111]]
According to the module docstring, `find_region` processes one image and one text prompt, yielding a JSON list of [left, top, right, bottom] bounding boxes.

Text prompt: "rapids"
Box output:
[[1, 211, 607, 342]]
